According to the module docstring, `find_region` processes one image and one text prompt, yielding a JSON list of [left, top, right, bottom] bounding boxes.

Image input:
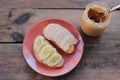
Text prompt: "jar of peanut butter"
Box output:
[[81, 2, 111, 37]]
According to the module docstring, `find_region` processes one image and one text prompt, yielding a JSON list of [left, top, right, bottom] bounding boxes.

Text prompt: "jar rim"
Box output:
[[85, 1, 111, 26]]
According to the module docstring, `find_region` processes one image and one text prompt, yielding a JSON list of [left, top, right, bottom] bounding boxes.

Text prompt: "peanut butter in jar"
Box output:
[[81, 2, 111, 37]]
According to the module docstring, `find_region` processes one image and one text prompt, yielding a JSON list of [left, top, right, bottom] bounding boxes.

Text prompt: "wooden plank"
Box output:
[[0, 0, 120, 8], [0, 9, 120, 43], [0, 43, 120, 80], [0, 44, 22, 53], [0, 0, 86, 8]]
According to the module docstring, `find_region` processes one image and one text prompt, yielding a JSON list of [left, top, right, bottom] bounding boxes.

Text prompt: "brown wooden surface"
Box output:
[[0, 44, 120, 80], [0, 9, 120, 44], [0, 0, 120, 80], [0, 0, 120, 8]]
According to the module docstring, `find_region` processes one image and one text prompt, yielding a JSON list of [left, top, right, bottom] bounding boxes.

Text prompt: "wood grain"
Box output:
[[0, 9, 120, 43], [0, 0, 120, 80], [0, 44, 120, 80], [0, 0, 120, 8]]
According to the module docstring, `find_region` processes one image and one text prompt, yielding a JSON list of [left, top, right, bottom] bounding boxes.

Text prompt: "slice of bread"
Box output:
[[33, 36, 64, 67], [43, 23, 78, 54]]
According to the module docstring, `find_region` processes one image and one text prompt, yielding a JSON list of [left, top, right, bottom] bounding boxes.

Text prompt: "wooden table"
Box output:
[[0, 0, 120, 80]]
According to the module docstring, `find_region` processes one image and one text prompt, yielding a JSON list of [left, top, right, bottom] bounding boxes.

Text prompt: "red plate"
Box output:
[[23, 19, 84, 77]]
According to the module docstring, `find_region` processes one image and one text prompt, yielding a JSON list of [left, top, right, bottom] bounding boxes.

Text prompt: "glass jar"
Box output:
[[81, 1, 111, 37]]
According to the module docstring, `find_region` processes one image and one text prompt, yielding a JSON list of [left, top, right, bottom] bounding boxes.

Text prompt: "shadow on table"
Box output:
[[78, 25, 102, 44]]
